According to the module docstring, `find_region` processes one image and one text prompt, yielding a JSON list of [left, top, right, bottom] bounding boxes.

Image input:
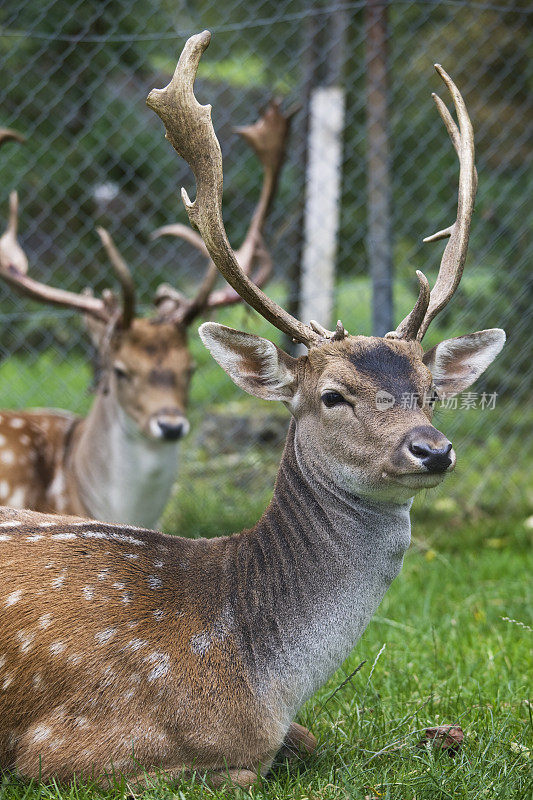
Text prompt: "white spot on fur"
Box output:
[[9, 418, 24, 429], [32, 674, 43, 689], [82, 531, 108, 540], [7, 488, 25, 506], [144, 651, 171, 682], [20, 434, 30, 445], [50, 641, 66, 656], [2, 673, 13, 690], [0, 655, 6, 669], [39, 522, 54, 527], [82, 586, 94, 600], [38, 613, 53, 629], [75, 716, 89, 728], [97, 569, 110, 581], [0, 535, 12, 542], [0, 521, 18, 528], [122, 593, 131, 604], [152, 609, 164, 621], [51, 532, 76, 540], [51, 571, 67, 589], [113, 582, 125, 590], [0, 435, 5, 446], [0, 480, 8, 498], [147, 576, 162, 589], [67, 653, 83, 666], [26, 535, 43, 542], [123, 553, 139, 560], [111, 534, 145, 546], [32, 724, 52, 743], [127, 639, 148, 652], [1, 451, 15, 465], [5, 590, 22, 606], [17, 631, 35, 654], [95, 628, 117, 645], [190, 632, 212, 656]]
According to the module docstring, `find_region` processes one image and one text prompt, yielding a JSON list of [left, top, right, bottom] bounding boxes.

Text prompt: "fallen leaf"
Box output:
[[418, 725, 463, 756]]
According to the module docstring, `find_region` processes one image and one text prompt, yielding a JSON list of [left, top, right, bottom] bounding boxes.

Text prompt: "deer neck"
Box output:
[[68, 386, 180, 528], [229, 419, 412, 722]]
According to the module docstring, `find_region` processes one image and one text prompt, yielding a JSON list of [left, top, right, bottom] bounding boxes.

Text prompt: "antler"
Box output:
[[147, 31, 340, 348], [151, 98, 293, 325], [0, 193, 130, 325], [0, 128, 25, 148], [96, 227, 136, 329], [391, 65, 477, 342]]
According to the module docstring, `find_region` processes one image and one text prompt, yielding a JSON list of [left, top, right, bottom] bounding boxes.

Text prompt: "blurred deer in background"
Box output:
[[0, 101, 291, 526], [0, 33, 505, 787]]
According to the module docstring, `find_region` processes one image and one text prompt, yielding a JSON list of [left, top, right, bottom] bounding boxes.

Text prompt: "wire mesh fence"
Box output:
[[0, 0, 531, 521]]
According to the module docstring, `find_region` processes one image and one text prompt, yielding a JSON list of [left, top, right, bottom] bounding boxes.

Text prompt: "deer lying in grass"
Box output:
[[0, 101, 290, 527], [0, 32, 505, 787]]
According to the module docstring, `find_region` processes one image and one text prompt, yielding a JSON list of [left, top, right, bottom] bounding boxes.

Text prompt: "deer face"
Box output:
[[92, 318, 193, 442], [200, 324, 505, 503]]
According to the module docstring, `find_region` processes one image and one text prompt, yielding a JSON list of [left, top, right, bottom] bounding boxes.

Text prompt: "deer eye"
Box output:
[[321, 391, 346, 408], [113, 363, 129, 380]]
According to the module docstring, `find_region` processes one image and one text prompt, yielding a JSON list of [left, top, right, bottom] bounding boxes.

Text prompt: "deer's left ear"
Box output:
[[423, 328, 506, 396]]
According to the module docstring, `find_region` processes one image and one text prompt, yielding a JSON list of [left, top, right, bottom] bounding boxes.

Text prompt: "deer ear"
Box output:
[[199, 322, 298, 402], [423, 328, 505, 396]]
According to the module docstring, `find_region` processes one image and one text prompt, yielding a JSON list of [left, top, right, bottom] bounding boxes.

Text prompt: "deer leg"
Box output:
[[130, 764, 265, 790], [278, 722, 317, 760]]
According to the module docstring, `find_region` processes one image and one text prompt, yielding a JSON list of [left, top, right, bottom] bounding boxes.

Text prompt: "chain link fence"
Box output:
[[0, 0, 531, 522]]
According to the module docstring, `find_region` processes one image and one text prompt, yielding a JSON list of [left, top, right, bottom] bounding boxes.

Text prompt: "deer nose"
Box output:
[[151, 410, 190, 441], [157, 420, 187, 441], [407, 427, 453, 473]]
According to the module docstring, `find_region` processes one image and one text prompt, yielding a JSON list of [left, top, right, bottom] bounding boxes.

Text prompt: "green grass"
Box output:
[[1, 514, 531, 799]]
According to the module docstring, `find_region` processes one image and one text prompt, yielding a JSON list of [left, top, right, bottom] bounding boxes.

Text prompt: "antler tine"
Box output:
[[150, 223, 210, 258], [0, 192, 110, 322], [203, 234, 273, 309], [0, 191, 28, 275], [393, 65, 476, 341], [229, 99, 293, 275], [0, 128, 25, 148], [146, 31, 322, 348], [96, 227, 136, 329]]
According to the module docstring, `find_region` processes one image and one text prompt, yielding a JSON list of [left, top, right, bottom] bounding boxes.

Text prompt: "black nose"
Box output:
[[157, 420, 185, 441], [409, 436, 453, 473]]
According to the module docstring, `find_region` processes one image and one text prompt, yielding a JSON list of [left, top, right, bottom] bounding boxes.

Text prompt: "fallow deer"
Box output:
[[0, 100, 291, 527], [0, 32, 505, 787]]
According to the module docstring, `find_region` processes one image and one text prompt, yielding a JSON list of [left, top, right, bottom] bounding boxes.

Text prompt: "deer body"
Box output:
[[0, 417, 411, 781], [0, 33, 507, 788]]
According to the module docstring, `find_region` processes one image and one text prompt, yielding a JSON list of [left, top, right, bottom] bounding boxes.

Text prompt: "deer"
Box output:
[[0, 31, 505, 788], [0, 100, 291, 527]]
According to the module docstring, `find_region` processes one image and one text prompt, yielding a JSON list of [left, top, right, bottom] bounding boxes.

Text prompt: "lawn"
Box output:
[[0, 277, 531, 798]]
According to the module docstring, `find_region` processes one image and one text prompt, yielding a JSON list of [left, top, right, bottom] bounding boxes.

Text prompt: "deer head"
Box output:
[[147, 31, 505, 502], [0, 102, 292, 442]]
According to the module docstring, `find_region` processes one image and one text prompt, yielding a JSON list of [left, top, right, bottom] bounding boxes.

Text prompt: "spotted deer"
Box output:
[[0, 101, 291, 527], [0, 32, 505, 787]]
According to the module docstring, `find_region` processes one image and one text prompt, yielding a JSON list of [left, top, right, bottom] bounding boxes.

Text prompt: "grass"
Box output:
[[0, 277, 531, 797]]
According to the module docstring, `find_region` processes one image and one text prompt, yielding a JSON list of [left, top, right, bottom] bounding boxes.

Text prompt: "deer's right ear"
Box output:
[[199, 322, 298, 402]]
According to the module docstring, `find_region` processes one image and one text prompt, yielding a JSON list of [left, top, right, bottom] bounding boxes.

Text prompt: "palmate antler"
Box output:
[[0, 192, 135, 327], [147, 31, 340, 348], [151, 99, 293, 325], [390, 64, 477, 341]]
